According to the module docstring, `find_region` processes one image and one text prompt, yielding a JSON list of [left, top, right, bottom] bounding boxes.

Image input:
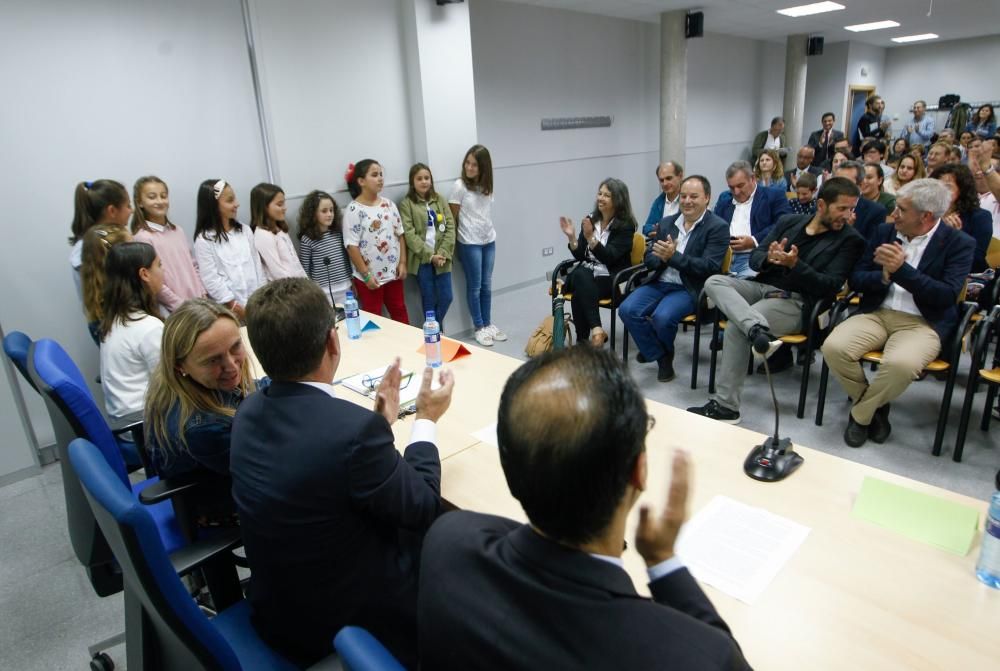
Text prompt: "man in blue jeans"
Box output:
[[619, 176, 730, 382]]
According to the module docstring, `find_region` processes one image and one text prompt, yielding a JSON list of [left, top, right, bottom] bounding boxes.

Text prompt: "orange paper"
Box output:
[[416, 336, 471, 362]]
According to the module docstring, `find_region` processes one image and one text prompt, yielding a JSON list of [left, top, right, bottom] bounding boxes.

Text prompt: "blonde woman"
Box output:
[[754, 149, 788, 192]]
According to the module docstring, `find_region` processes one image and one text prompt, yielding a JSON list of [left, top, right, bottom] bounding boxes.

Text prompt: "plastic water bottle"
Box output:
[[424, 310, 442, 368], [344, 291, 361, 340], [975, 491, 1000, 589]]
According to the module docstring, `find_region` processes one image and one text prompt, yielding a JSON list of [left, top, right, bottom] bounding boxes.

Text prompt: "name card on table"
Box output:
[[416, 337, 471, 362], [361, 320, 381, 332]]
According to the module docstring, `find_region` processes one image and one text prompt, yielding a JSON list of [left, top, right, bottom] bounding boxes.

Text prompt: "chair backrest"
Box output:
[[69, 438, 242, 671], [333, 627, 405, 671], [986, 237, 1000, 270], [27, 338, 127, 596], [720, 246, 734, 275], [629, 232, 645, 265], [3, 330, 39, 393]]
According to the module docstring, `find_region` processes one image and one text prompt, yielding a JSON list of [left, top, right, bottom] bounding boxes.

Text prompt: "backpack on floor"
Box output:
[[525, 314, 573, 357]]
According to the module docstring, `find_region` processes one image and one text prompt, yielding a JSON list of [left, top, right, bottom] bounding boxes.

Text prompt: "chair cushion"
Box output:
[[131, 478, 185, 555], [862, 350, 949, 372], [212, 601, 302, 671], [979, 368, 1000, 383]]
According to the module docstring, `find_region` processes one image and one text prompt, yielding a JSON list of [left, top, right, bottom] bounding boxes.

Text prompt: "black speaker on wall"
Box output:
[[686, 12, 704, 38], [435, 0, 464, 5], [807, 36, 825, 56]]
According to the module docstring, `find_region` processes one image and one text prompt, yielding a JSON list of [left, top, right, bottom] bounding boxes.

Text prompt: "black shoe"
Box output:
[[657, 352, 676, 382], [636, 352, 649, 363], [686, 400, 741, 424], [844, 414, 868, 448], [756, 346, 793, 374], [747, 324, 782, 360], [869, 404, 892, 443], [709, 333, 724, 351]]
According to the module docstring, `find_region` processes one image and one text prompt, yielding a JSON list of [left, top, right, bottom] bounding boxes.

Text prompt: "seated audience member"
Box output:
[[714, 160, 792, 277], [752, 116, 788, 163], [822, 179, 974, 447], [789, 146, 822, 190], [619, 175, 729, 381], [643, 161, 683, 238], [99, 242, 164, 418], [969, 143, 1000, 235], [687, 178, 865, 424], [901, 99, 935, 147], [967, 104, 997, 140], [833, 137, 853, 159], [145, 299, 258, 523], [418, 346, 750, 671], [755, 149, 788, 192], [862, 162, 897, 213], [789, 172, 818, 215], [862, 140, 895, 179], [885, 154, 925, 195], [910, 143, 926, 162], [888, 137, 910, 166], [559, 178, 638, 347], [948, 144, 964, 165], [931, 163, 994, 273], [834, 161, 887, 241], [807, 112, 845, 167], [854, 94, 890, 156], [230, 278, 454, 667], [824, 149, 852, 176], [959, 131, 974, 162]]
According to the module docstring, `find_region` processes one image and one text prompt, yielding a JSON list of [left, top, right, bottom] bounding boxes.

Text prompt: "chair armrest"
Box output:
[[138, 473, 204, 505], [550, 258, 579, 297], [617, 263, 648, 299], [168, 527, 243, 578], [108, 410, 144, 436]]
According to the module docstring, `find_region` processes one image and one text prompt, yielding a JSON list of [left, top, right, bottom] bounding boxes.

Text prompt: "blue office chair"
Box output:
[[3, 330, 39, 392], [69, 437, 325, 671], [333, 627, 405, 671]]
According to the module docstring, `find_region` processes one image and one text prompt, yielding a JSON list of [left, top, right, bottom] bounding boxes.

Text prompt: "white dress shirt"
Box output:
[[660, 211, 705, 286], [299, 380, 437, 446], [590, 552, 685, 582], [729, 185, 757, 239], [881, 220, 941, 318]]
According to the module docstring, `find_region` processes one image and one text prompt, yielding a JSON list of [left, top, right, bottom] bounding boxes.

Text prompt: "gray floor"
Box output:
[[1, 277, 996, 670]]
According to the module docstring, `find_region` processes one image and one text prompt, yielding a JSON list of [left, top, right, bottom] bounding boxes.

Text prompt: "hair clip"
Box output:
[[344, 163, 355, 184], [84, 181, 93, 189], [213, 179, 227, 200]]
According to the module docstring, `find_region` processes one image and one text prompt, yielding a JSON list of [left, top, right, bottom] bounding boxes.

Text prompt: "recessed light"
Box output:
[[891, 33, 939, 43], [777, 2, 845, 18], [844, 20, 901, 32]]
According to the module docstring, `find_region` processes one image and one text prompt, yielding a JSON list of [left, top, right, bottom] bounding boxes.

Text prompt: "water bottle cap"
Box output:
[[425, 311, 436, 320], [346, 291, 354, 299]]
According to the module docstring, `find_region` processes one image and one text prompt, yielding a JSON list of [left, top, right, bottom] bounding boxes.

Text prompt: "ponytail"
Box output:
[[70, 179, 128, 245]]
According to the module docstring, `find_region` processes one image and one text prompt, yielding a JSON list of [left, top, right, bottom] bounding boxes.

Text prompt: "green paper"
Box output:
[[851, 476, 979, 556]]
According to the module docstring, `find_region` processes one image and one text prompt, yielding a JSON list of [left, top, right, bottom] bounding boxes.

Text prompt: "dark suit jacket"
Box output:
[[230, 382, 441, 667], [807, 128, 846, 166], [852, 197, 888, 242], [751, 130, 787, 163], [850, 222, 975, 342], [568, 219, 636, 279], [961, 207, 993, 273], [751, 213, 866, 322], [714, 186, 792, 245], [419, 512, 750, 670], [641, 211, 730, 302]]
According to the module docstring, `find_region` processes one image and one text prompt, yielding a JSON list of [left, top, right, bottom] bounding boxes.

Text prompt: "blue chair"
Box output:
[[333, 627, 405, 671], [69, 438, 330, 671], [3, 330, 39, 393]]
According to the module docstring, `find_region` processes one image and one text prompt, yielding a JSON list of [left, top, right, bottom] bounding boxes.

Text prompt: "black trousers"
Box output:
[[568, 266, 612, 342]]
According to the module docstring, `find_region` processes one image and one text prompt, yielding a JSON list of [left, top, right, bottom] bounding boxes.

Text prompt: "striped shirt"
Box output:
[[298, 230, 353, 294]]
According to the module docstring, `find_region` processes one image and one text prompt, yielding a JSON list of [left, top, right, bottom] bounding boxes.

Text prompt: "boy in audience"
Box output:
[[230, 278, 454, 667], [790, 172, 818, 215], [419, 347, 750, 670]]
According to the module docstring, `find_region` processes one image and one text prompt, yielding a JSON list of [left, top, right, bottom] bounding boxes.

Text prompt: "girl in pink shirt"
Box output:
[[251, 182, 307, 282], [131, 176, 207, 315]]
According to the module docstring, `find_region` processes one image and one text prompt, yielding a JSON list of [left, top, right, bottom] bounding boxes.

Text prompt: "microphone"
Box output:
[[322, 256, 336, 308], [743, 330, 803, 482]]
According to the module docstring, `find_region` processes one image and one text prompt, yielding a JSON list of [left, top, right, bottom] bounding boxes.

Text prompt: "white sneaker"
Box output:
[[486, 324, 508, 341], [475, 328, 494, 347]]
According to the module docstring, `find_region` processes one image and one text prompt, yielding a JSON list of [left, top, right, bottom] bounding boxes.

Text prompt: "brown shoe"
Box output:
[[589, 329, 609, 347]]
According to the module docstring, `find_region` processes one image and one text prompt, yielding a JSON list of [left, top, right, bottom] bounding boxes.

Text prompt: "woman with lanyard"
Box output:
[[558, 178, 638, 346]]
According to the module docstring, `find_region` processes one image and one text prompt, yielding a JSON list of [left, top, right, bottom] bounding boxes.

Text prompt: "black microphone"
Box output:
[[322, 256, 337, 308], [744, 330, 803, 482]]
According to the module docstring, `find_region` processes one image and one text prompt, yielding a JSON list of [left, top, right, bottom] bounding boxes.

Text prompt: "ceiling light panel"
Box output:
[[891, 33, 940, 43], [845, 20, 901, 32], [776, 2, 845, 18]]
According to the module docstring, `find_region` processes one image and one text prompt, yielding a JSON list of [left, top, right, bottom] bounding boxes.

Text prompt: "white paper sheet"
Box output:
[[471, 422, 499, 448], [675, 495, 810, 604], [340, 366, 419, 406]]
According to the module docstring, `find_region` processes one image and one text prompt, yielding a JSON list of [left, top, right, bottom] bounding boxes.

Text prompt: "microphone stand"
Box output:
[[743, 346, 804, 482]]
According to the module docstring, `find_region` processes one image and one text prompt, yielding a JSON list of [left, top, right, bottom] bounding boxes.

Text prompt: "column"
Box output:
[[660, 11, 687, 164], [400, 0, 479, 175], [782, 34, 809, 169]]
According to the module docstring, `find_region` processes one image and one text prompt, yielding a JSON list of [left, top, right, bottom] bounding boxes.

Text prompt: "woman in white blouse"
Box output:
[[250, 182, 307, 282]]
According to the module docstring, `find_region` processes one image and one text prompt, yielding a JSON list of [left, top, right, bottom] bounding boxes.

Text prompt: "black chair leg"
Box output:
[[609, 306, 617, 353], [796, 343, 812, 419], [982, 385, 998, 431], [932, 368, 959, 457], [691, 322, 701, 389], [815, 360, 829, 426], [708, 321, 721, 395], [954, 370, 981, 463]]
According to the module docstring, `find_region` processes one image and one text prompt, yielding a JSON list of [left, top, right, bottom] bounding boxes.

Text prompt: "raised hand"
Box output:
[[416, 366, 455, 423], [373, 357, 402, 425], [635, 450, 691, 567]]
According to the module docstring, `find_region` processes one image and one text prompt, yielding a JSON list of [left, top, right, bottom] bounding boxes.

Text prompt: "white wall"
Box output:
[[0, 0, 267, 449], [802, 41, 849, 144]]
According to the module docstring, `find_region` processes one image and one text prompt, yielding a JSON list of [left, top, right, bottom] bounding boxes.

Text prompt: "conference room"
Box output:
[[1, 0, 999, 669]]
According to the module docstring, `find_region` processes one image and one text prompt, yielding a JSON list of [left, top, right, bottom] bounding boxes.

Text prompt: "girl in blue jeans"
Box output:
[[450, 144, 506, 347], [399, 163, 455, 327]]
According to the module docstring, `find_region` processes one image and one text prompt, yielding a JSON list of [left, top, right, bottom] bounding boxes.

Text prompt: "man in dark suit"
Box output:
[[822, 179, 974, 447], [419, 346, 750, 670], [788, 146, 823, 190], [807, 112, 845, 167], [714, 160, 793, 277], [619, 175, 729, 382], [688, 178, 866, 424], [834, 161, 887, 241], [230, 278, 455, 667]]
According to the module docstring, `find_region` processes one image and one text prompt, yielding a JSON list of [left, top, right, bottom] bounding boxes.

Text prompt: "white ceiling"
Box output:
[[493, 0, 1000, 47]]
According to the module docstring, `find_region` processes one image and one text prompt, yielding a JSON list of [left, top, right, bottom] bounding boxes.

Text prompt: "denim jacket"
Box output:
[[148, 388, 246, 479]]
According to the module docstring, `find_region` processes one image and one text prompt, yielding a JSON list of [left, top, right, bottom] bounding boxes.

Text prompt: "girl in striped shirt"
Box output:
[[297, 190, 353, 306]]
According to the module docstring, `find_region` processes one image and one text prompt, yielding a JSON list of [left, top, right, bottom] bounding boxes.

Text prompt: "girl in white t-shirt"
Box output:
[[343, 159, 410, 323], [99, 242, 165, 418], [449, 144, 506, 347], [251, 182, 307, 282], [193, 179, 263, 322]]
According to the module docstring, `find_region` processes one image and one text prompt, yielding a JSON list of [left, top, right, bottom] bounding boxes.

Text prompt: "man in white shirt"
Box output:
[[821, 179, 974, 447], [789, 146, 822, 190], [751, 116, 788, 163]]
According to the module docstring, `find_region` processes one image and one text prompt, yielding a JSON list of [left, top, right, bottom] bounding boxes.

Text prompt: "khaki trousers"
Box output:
[[821, 309, 941, 425]]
